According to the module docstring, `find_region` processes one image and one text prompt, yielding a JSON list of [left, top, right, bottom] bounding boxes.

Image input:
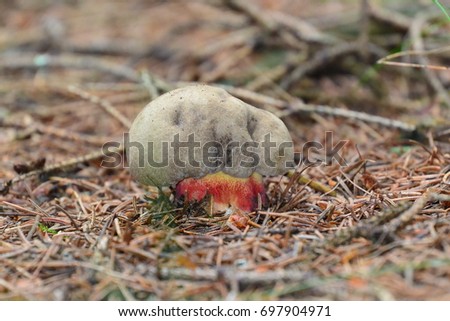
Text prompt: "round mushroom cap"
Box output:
[[127, 84, 294, 187]]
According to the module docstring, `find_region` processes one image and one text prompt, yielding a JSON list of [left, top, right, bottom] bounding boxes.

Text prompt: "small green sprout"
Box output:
[[38, 223, 57, 235]]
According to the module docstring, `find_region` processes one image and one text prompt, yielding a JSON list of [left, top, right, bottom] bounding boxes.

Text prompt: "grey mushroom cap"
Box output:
[[127, 84, 294, 187]]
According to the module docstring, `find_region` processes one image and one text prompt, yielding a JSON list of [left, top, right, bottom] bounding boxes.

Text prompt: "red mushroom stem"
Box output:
[[175, 171, 267, 212]]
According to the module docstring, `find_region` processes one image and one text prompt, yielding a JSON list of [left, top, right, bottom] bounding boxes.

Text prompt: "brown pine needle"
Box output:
[[377, 47, 450, 71]]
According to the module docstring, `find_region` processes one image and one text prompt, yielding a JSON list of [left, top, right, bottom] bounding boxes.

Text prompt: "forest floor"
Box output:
[[1, 0, 449, 300]]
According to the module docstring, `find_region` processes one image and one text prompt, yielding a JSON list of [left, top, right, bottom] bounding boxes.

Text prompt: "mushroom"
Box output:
[[127, 84, 294, 212]]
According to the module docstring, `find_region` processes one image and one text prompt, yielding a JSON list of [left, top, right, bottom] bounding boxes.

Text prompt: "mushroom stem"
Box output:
[[175, 171, 267, 212]]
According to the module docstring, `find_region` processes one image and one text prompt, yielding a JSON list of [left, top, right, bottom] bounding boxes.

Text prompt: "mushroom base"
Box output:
[[175, 171, 267, 212]]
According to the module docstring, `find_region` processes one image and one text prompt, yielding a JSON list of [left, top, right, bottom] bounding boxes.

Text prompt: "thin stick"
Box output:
[[377, 46, 450, 72], [55, 204, 80, 230], [220, 84, 417, 132], [68, 85, 132, 128], [0, 54, 141, 82], [377, 60, 450, 72]]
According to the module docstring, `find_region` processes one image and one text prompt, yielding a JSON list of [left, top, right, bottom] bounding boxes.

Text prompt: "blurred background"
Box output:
[[1, 0, 449, 169], [1, 0, 450, 300]]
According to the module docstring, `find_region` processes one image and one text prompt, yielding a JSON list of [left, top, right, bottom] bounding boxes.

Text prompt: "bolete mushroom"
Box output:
[[127, 84, 293, 212]]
